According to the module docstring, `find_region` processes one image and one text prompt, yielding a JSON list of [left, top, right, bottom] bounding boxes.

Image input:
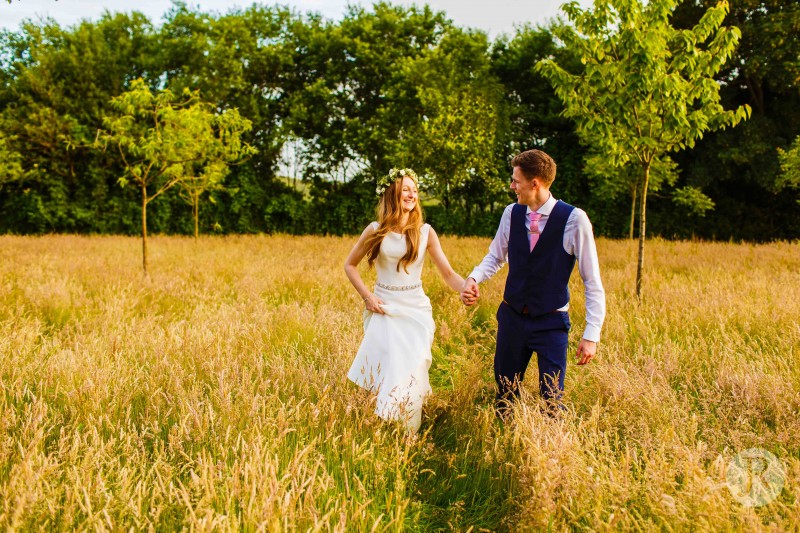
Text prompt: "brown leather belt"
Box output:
[[503, 299, 529, 315], [503, 300, 559, 316]]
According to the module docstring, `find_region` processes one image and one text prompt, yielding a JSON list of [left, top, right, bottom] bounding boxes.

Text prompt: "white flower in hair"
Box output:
[[376, 168, 419, 196]]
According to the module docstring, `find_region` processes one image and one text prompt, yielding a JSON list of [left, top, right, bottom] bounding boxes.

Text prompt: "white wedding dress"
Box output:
[[348, 222, 435, 432]]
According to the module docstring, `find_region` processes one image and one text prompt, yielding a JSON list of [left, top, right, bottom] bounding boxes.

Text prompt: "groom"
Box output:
[[461, 149, 606, 414]]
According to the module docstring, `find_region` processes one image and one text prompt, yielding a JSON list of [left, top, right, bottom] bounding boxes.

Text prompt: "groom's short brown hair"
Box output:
[[511, 149, 556, 186]]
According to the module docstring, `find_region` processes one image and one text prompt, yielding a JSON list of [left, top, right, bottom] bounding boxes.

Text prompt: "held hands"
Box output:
[[576, 339, 596, 365], [363, 293, 386, 314], [460, 278, 480, 306]]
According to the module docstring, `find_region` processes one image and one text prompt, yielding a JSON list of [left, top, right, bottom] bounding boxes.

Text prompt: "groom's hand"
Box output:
[[576, 339, 596, 365], [460, 278, 479, 306]]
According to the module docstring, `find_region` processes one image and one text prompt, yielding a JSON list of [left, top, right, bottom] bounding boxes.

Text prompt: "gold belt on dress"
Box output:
[[375, 281, 422, 291]]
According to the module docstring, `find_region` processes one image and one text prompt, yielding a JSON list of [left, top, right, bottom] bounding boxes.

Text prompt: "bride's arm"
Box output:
[[427, 227, 466, 293], [344, 224, 385, 313]]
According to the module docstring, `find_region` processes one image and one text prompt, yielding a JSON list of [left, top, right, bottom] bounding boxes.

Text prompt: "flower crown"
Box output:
[[375, 167, 419, 196]]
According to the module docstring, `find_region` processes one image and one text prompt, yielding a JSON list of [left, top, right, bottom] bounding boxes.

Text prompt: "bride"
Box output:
[[344, 168, 469, 432]]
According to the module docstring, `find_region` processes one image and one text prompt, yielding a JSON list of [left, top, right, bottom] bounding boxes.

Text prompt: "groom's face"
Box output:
[[510, 166, 535, 204]]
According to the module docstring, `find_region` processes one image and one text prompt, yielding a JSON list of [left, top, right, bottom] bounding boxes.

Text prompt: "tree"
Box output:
[[537, 0, 750, 299], [398, 28, 506, 210], [0, 14, 159, 233], [176, 102, 256, 239], [584, 153, 680, 238], [158, 5, 299, 234], [283, 2, 451, 180], [0, 133, 23, 188], [669, 0, 800, 240], [406, 88, 500, 209], [176, 160, 228, 239], [490, 27, 590, 215], [778, 136, 800, 203], [175, 110, 257, 240], [100, 79, 254, 273]]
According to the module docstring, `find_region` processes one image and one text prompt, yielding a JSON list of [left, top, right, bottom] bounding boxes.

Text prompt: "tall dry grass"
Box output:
[[0, 234, 798, 531]]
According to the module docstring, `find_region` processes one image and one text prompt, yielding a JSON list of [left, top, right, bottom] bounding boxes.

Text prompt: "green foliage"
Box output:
[[0, 13, 159, 233], [537, 0, 751, 297], [490, 25, 582, 159], [671, 185, 715, 216], [308, 178, 375, 235], [0, 133, 22, 188], [397, 28, 506, 210], [585, 153, 678, 200], [98, 79, 255, 270], [101, 79, 254, 201], [282, 3, 451, 181], [264, 191, 309, 234], [777, 136, 800, 199], [177, 107, 257, 238], [538, 0, 750, 169], [159, 4, 293, 174], [490, 26, 611, 232], [424, 205, 504, 237], [0, 2, 797, 240], [669, 0, 800, 238], [275, 3, 510, 214]]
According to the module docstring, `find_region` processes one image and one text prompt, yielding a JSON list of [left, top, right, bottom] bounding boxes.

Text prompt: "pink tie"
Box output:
[[528, 212, 542, 252]]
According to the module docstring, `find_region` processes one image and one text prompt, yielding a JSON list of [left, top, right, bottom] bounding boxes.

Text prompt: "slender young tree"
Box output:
[[537, 0, 750, 299], [177, 108, 255, 239], [100, 79, 254, 273], [177, 160, 228, 240]]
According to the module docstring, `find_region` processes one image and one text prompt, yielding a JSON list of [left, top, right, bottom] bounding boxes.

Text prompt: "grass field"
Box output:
[[1, 234, 798, 531]]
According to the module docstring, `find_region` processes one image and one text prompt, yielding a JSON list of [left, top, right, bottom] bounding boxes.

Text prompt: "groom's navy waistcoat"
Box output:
[[503, 201, 576, 317]]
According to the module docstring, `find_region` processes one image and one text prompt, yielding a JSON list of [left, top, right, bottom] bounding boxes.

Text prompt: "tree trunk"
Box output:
[[746, 75, 764, 116], [141, 184, 149, 276], [193, 194, 199, 240], [636, 163, 650, 300], [629, 181, 637, 240]]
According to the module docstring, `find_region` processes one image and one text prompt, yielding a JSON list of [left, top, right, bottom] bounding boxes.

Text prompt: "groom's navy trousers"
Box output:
[[495, 303, 570, 407], [495, 201, 576, 411]]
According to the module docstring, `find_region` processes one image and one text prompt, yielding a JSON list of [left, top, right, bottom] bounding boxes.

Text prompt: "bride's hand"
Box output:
[[363, 293, 385, 314], [460, 278, 479, 306]]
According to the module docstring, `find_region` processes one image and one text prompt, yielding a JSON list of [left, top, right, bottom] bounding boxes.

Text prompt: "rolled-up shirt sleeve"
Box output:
[[468, 204, 513, 284]]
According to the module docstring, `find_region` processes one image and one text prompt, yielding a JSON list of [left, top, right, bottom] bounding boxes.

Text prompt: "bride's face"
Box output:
[[400, 177, 418, 212]]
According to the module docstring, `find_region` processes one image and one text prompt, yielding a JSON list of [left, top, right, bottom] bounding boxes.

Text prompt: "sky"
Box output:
[[1, 0, 593, 39]]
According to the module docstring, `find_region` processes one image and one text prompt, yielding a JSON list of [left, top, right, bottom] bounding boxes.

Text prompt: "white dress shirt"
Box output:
[[468, 195, 606, 342]]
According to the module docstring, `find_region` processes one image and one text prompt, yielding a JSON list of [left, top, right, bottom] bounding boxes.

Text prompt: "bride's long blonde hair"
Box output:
[[365, 172, 424, 274]]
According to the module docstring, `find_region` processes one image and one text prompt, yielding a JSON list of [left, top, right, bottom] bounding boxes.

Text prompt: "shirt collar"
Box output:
[[526, 193, 557, 216]]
